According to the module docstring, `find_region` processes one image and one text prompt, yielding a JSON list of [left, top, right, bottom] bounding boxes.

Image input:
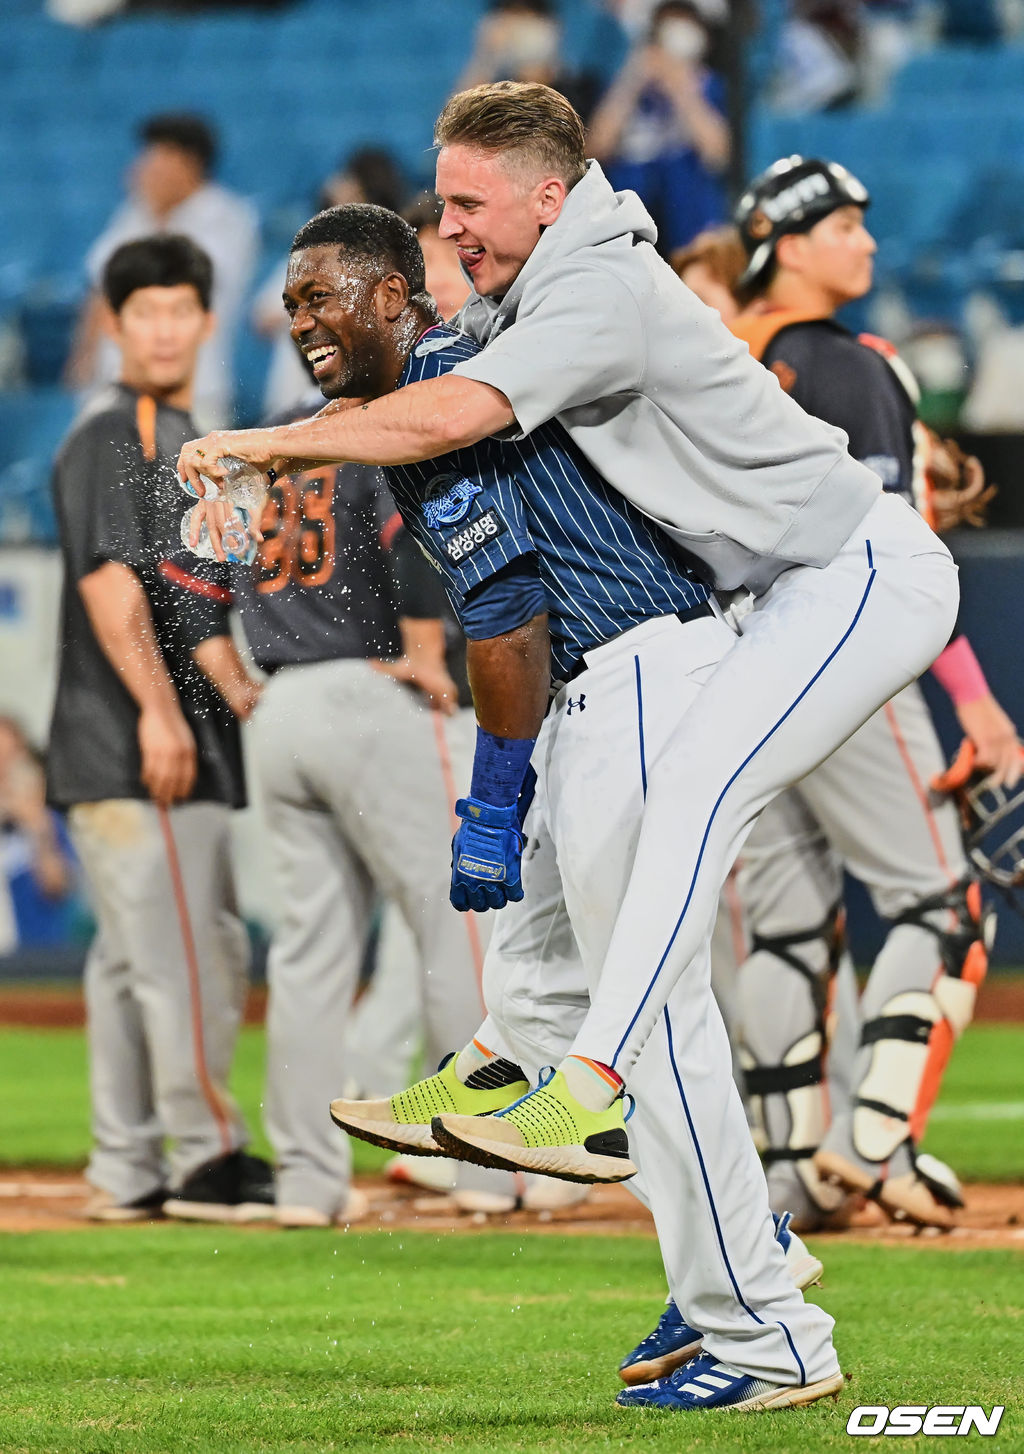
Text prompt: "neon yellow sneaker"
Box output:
[[329, 1052, 529, 1157], [432, 1068, 637, 1184]]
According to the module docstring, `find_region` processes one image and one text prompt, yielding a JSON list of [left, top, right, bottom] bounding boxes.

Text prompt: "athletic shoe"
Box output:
[[773, 1210, 823, 1289], [432, 1068, 637, 1184], [766, 1158, 854, 1234], [163, 1151, 275, 1224], [276, 1188, 370, 1228], [385, 1154, 457, 1194], [521, 1176, 592, 1212], [619, 1302, 704, 1386], [618, 1212, 821, 1386], [329, 1053, 529, 1158], [814, 1133, 963, 1229], [83, 1186, 167, 1223], [615, 1352, 844, 1411]]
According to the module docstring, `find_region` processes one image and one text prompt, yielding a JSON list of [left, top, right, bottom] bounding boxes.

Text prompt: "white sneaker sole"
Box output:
[[329, 1103, 441, 1158], [432, 1117, 637, 1185], [733, 1369, 845, 1411], [787, 1251, 824, 1290], [162, 1199, 274, 1224], [814, 1149, 956, 1230]]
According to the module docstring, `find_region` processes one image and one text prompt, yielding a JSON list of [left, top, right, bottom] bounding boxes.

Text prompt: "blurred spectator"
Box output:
[[66, 114, 259, 427], [770, 1, 860, 112], [455, 0, 600, 122], [402, 194, 471, 322], [860, 1, 923, 102], [589, 1, 730, 252], [315, 146, 408, 215], [671, 224, 745, 321], [252, 147, 409, 417], [0, 717, 77, 953]]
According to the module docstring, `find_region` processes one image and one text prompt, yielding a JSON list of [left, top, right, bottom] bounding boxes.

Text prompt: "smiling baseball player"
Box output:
[[266, 202, 842, 1413], [178, 88, 959, 1411]]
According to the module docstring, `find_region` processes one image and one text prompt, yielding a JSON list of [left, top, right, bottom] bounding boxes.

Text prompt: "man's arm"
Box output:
[[78, 561, 197, 807], [193, 635, 263, 721], [449, 612, 550, 914], [176, 376, 515, 494], [374, 617, 459, 716], [465, 613, 550, 740]]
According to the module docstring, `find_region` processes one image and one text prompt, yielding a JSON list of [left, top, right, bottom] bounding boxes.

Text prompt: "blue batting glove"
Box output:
[[450, 797, 525, 913]]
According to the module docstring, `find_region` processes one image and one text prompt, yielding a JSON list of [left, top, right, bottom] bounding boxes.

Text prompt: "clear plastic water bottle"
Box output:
[[180, 455, 269, 516], [180, 504, 257, 565]]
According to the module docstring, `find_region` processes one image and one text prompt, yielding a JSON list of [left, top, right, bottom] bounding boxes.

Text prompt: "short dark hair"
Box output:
[[291, 204, 428, 301], [435, 82, 587, 189], [102, 234, 214, 313], [139, 113, 217, 174], [401, 191, 443, 235]]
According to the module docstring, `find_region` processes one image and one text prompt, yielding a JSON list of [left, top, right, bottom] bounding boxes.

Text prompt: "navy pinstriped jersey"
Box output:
[[386, 327, 711, 681]]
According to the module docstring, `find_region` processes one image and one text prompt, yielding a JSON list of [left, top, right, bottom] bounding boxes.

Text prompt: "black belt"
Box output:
[[564, 601, 713, 683]]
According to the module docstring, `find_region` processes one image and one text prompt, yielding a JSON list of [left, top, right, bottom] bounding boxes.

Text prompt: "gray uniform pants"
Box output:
[[69, 799, 250, 1200], [732, 679, 969, 1211], [250, 661, 487, 1216]]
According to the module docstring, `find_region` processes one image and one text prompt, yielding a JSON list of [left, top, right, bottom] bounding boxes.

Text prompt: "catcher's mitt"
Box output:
[[917, 425, 996, 532]]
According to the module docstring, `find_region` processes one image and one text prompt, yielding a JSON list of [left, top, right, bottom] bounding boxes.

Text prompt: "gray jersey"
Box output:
[[452, 163, 881, 592]]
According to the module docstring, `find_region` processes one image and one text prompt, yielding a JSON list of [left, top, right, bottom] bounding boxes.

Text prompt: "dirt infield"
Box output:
[[2, 1169, 1021, 1247], [2, 978, 1024, 1028]]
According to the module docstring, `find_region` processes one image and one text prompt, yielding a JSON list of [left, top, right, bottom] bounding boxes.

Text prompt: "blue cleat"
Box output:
[[619, 1212, 822, 1386], [615, 1352, 844, 1411], [619, 1300, 703, 1386]]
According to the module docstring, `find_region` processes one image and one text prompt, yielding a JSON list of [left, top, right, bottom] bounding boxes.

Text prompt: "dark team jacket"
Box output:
[[731, 308, 917, 502], [47, 385, 245, 809]]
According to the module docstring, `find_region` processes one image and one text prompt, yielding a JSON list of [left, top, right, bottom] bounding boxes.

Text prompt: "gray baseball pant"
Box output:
[[69, 799, 250, 1201]]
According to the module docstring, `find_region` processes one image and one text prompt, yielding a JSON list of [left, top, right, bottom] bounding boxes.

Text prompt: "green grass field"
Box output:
[[1, 1232, 1020, 1453], [2, 1021, 1022, 1181], [2, 1019, 1022, 1452]]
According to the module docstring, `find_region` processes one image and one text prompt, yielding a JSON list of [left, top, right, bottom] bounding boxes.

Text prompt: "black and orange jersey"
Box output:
[[732, 309, 916, 504], [47, 384, 245, 808], [231, 412, 401, 672]]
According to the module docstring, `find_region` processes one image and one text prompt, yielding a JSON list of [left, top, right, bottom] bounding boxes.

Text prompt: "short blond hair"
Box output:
[[434, 82, 587, 189]]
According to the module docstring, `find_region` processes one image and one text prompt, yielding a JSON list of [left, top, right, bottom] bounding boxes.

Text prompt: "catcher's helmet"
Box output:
[[734, 156, 870, 290], [933, 739, 1024, 895]]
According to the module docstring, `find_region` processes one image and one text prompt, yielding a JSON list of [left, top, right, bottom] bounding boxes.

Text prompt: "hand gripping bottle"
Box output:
[[180, 504, 257, 565]]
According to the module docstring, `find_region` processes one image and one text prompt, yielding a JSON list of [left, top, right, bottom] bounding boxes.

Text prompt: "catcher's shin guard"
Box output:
[[853, 878, 988, 1162], [739, 905, 848, 1225]]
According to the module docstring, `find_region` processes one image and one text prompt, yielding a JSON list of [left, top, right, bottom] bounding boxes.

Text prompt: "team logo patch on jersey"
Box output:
[[444, 509, 506, 564], [424, 474, 483, 528]]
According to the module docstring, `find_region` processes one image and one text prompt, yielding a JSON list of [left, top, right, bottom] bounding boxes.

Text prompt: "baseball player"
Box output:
[[269, 204, 843, 1412], [230, 404, 511, 1225], [720, 156, 1019, 1231], [47, 236, 271, 1224], [177, 88, 958, 1408]]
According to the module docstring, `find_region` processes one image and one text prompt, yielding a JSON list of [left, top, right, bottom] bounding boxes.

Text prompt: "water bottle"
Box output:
[[180, 504, 257, 565], [180, 455, 269, 516]]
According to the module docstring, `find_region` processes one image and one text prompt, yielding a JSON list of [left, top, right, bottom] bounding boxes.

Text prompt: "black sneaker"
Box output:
[[163, 1151, 275, 1223], [84, 1186, 169, 1223]]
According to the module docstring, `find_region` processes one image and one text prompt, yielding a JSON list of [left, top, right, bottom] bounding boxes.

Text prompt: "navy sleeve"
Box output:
[[764, 323, 914, 493], [460, 555, 546, 640]]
